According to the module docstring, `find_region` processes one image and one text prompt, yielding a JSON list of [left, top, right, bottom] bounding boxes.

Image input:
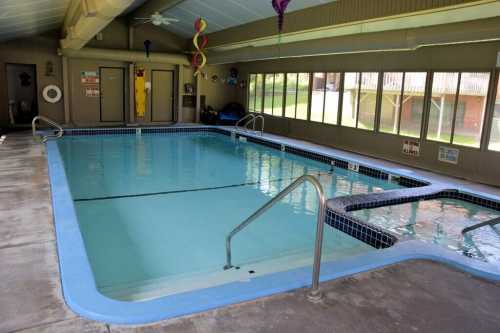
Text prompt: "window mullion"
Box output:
[[483, 70, 499, 151], [338, 72, 344, 125], [294, 73, 299, 119], [322, 72, 327, 123], [397, 72, 406, 135], [450, 72, 462, 144], [355, 72, 361, 128]]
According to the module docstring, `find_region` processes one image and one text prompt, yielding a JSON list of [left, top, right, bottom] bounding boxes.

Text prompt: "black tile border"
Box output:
[[59, 126, 500, 250], [325, 209, 397, 249]]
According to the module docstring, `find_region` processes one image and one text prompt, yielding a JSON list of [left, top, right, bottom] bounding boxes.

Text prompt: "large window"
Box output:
[[296, 73, 310, 120], [248, 74, 263, 113], [324, 73, 342, 124], [342, 72, 378, 130], [263, 74, 274, 115], [380, 72, 427, 137], [285, 73, 298, 118], [248, 74, 256, 112], [273, 73, 284, 116], [342, 72, 359, 128], [427, 72, 490, 148], [311, 73, 326, 122], [255, 74, 263, 113], [488, 76, 500, 152], [310, 72, 341, 124], [284, 73, 310, 120]]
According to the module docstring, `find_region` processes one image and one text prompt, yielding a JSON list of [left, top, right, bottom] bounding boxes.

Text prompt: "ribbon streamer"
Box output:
[[192, 18, 208, 77]]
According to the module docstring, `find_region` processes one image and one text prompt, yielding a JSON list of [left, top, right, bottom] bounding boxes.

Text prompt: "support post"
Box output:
[[62, 56, 71, 125]]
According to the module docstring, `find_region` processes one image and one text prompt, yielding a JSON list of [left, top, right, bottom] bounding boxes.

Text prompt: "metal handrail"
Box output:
[[462, 217, 500, 235], [241, 114, 265, 135], [249, 115, 264, 135], [234, 113, 255, 131], [223, 174, 326, 302], [32, 116, 64, 143]]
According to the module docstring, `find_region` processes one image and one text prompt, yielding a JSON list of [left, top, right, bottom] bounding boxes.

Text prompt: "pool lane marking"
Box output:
[[73, 172, 333, 202]]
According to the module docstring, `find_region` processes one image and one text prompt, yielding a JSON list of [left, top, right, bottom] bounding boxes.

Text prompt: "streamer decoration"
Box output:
[[192, 17, 208, 77], [272, 0, 291, 34]]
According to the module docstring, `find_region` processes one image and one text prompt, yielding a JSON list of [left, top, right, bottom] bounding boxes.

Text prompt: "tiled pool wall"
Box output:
[[60, 126, 500, 251]]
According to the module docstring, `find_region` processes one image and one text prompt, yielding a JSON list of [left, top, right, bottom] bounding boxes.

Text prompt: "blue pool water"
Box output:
[[351, 198, 500, 264], [58, 132, 402, 301]]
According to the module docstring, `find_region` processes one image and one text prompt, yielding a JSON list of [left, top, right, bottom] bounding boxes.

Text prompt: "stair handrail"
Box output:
[[223, 174, 326, 302], [32, 116, 64, 143]]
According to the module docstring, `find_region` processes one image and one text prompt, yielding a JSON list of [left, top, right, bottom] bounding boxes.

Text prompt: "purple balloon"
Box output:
[[272, 0, 291, 32]]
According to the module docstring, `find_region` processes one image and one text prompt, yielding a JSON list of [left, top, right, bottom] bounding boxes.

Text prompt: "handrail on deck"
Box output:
[[223, 174, 326, 302], [32, 116, 64, 143], [462, 217, 500, 235], [233, 113, 264, 135], [234, 114, 255, 131], [242, 114, 264, 135]]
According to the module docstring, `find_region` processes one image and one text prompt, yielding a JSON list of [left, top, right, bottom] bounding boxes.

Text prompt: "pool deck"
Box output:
[[1, 130, 500, 333]]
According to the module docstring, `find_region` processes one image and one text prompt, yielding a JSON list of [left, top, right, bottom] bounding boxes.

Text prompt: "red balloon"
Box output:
[[272, 0, 291, 32]]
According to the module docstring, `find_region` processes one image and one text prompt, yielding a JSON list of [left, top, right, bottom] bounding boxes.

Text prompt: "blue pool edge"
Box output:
[[45, 135, 500, 325]]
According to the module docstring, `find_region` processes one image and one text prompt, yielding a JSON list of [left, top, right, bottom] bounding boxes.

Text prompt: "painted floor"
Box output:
[[1, 131, 500, 333]]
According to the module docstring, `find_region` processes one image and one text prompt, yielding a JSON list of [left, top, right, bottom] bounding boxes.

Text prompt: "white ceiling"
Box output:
[[159, 0, 335, 37], [0, 0, 71, 42], [0, 0, 333, 43], [0, 0, 147, 43]]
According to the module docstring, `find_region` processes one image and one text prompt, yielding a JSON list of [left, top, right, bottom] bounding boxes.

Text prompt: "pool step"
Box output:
[[99, 247, 367, 302]]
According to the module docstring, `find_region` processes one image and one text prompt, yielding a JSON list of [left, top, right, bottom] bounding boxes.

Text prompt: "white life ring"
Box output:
[[42, 85, 62, 104]]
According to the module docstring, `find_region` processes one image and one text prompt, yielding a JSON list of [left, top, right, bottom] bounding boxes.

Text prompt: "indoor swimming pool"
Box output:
[[56, 131, 402, 301], [350, 198, 500, 264]]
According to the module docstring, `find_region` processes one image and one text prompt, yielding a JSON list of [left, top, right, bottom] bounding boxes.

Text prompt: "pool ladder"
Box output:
[[234, 113, 264, 135], [32, 116, 64, 143], [462, 217, 500, 235], [223, 175, 326, 302]]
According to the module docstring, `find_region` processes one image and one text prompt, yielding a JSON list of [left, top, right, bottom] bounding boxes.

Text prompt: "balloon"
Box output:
[[272, 0, 291, 33]]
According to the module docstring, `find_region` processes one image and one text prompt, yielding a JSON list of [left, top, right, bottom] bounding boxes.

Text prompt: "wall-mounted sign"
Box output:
[[438, 146, 459, 164], [85, 87, 100, 98], [81, 71, 99, 85], [403, 140, 420, 157], [348, 162, 359, 172]]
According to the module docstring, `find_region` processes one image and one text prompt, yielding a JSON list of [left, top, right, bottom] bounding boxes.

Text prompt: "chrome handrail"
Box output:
[[32, 116, 64, 143], [234, 113, 255, 131], [462, 217, 500, 234], [254, 115, 264, 135], [242, 114, 265, 135], [223, 174, 326, 302]]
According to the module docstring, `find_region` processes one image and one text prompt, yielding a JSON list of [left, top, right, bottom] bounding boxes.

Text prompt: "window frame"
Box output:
[[379, 71, 429, 139], [485, 70, 500, 153], [284, 73, 299, 119], [340, 71, 380, 131], [425, 70, 492, 150], [247, 73, 256, 112]]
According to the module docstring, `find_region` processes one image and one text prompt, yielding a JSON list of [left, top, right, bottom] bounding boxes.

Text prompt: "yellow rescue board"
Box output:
[[135, 68, 146, 118]]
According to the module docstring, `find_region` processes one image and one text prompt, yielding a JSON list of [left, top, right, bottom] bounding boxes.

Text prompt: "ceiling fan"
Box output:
[[134, 11, 179, 26]]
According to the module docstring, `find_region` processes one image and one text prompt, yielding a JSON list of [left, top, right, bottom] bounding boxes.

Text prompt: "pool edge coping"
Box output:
[[45, 127, 500, 325]]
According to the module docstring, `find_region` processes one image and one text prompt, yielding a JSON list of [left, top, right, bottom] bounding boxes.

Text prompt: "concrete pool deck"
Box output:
[[1, 131, 500, 332]]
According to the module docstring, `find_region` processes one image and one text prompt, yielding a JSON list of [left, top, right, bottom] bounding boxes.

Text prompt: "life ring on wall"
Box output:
[[42, 85, 62, 104]]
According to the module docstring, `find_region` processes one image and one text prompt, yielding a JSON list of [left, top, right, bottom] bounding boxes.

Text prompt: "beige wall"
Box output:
[[68, 58, 129, 126], [200, 65, 239, 110], [0, 32, 64, 126], [236, 41, 500, 186]]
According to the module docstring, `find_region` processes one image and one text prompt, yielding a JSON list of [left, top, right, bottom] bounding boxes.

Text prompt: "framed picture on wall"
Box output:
[[184, 83, 194, 94]]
